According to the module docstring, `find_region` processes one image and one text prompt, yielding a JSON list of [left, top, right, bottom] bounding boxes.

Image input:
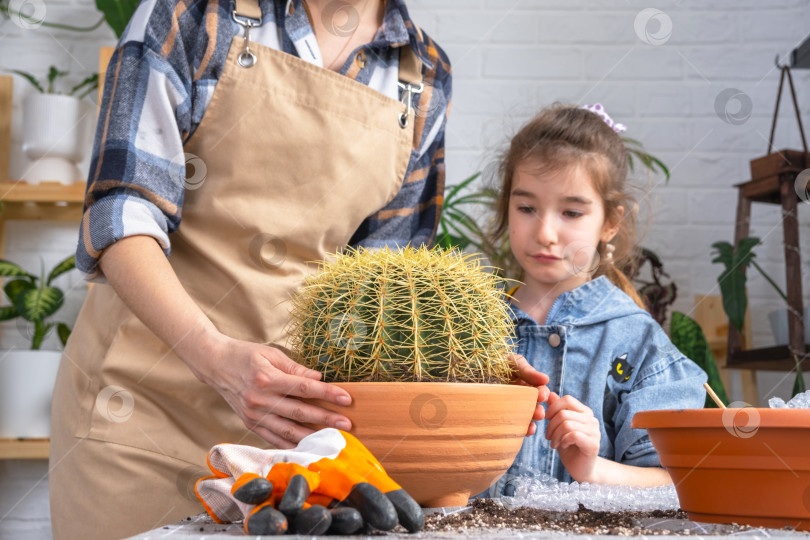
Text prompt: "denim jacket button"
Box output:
[[548, 333, 561, 347]]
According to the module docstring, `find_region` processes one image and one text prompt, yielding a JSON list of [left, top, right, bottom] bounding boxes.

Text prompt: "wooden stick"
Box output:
[[704, 382, 726, 409]]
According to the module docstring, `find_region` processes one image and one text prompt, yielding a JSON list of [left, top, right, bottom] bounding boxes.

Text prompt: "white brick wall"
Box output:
[[1, 8, 810, 530]]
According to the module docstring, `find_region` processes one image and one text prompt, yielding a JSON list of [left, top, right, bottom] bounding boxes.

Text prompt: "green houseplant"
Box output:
[[290, 246, 539, 507], [0, 254, 75, 349], [9, 66, 98, 99], [711, 237, 806, 397], [0, 254, 76, 438], [669, 311, 729, 408], [0, 0, 137, 37], [8, 66, 99, 184]]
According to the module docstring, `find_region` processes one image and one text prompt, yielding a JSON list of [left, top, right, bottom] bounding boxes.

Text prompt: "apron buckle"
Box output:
[[397, 81, 424, 128], [232, 10, 261, 68]]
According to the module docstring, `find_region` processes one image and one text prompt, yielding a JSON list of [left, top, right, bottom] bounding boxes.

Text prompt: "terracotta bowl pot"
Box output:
[[307, 382, 539, 507], [633, 408, 810, 531]]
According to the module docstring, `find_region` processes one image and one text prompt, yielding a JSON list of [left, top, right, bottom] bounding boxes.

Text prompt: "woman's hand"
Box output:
[[545, 392, 601, 482], [99, 235, 352, 449], [185, 332, 353, 449], [508, 354, 550, 436]]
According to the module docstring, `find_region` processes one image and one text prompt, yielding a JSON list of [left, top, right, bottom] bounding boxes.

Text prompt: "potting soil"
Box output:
[[423, 498, 761, 536]]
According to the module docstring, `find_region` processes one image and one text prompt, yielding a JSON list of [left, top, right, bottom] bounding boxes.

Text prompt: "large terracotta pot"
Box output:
[[308, 382, 539, 507], [633, 408, 810, 531]]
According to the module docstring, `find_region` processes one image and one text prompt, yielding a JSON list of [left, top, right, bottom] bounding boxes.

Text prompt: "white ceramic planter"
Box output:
[[0, 350, 62, 438], [768, 306, 810, 346], [22, 93, 93, 185]]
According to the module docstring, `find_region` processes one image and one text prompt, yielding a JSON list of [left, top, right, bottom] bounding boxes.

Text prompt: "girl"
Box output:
[[494, 104, 707, 487]]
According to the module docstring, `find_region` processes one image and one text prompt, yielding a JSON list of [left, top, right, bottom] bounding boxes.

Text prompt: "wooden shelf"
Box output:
[[0, 438, 49, 459], [0, 182, 83, 460], [0, 181, 86, 221], [0, 181, 85, 203], [726, 345, 810, 371]]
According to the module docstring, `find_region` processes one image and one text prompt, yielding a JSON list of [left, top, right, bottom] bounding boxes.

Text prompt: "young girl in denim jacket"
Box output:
[[495, 104, 707, 487]]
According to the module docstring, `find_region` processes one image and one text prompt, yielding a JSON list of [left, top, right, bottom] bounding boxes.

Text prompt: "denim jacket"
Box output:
[[502, 276, 707, 485]]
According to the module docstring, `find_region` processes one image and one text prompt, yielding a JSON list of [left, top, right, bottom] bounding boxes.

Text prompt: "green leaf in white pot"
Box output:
[[0, 259, 37, 279], [0, 305, 19, 322], [46, 255, 76, 285], [15, 286, 64, 322]]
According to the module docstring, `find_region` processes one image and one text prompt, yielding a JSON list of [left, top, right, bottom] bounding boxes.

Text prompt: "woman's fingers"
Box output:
[[264, 349, 352, 406], [207, 339, 354, 445]]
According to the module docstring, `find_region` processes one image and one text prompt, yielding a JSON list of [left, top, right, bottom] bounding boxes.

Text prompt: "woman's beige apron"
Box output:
[[50, 1, 422, 536]]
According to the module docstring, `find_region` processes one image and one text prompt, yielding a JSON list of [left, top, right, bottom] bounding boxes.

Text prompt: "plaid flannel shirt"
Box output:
[[79, 0, 451, 280]]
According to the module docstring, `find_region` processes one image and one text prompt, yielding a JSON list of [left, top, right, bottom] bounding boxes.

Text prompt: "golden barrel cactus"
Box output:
[[288, 247, 514, 383]]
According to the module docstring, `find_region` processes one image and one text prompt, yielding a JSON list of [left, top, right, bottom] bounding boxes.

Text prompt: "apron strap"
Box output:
[[398, 42, 422, 87], [396, 33, 424, 129], [232, 0, 262, 68], [233, 0, 262, 22]]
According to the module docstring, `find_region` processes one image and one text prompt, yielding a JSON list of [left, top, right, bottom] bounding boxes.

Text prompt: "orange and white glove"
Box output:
[[195, 429, 423, 535]]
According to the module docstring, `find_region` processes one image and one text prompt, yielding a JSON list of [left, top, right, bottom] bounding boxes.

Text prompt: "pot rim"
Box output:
[[633, 408, 810, 429], [328, 381, 539, 392]]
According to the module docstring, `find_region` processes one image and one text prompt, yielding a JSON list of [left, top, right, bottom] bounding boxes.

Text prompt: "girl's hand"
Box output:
[[545, 392, 601, 482], [508, 353, 550, 436], [185, 332, 353, 449]]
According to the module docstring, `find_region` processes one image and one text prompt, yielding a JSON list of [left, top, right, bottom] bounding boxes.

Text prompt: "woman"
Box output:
[[50, 0, 453, 537]]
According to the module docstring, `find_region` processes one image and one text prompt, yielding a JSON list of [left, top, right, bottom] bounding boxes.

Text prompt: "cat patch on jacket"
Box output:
[[610, 353, 634, 383]]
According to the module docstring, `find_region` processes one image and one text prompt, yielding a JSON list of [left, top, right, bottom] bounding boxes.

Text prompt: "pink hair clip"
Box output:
[[581, 103, 627, 134]]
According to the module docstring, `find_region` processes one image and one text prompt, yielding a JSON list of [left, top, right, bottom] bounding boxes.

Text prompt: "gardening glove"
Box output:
[[195, 428, 424, 535]]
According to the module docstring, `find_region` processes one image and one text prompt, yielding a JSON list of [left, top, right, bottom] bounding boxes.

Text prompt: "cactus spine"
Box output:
[[288, 246, 514, 383]]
